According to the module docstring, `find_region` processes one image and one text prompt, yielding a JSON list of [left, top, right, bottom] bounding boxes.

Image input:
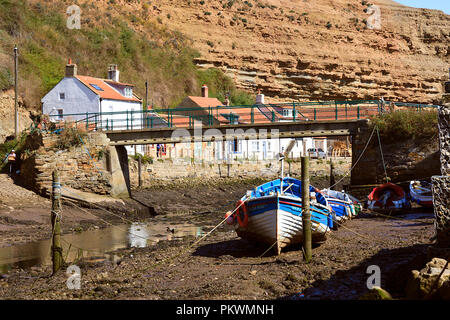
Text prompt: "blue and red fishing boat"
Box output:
[[227, 177, 334, 255]]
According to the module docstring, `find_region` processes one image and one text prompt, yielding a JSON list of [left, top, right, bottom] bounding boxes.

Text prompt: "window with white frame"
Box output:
[[57, 109, 64, 121], [59, 93, 65, 100], [124, 87, 133, 97], [282, 109, 293, 117]]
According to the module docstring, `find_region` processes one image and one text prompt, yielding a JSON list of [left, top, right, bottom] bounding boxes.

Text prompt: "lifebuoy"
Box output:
[[235, 200, 248, 228]]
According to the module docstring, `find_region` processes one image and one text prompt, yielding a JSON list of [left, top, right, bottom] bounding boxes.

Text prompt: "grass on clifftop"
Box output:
[[370, 109, 438, 143], [0, 0, 253, 109]]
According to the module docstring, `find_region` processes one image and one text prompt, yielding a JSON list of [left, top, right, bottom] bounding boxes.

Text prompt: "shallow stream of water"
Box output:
[[0, 221, 205, 273]]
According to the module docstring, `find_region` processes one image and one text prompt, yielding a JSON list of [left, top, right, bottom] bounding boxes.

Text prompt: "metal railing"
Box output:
[[47, 99, 439, 132]]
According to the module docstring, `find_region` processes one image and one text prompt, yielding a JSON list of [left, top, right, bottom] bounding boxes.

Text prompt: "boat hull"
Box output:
[[367, 183, 410, 212], [321, 188, 360, 219], [235, 195, 331, 254], [409, 181, 433, 208]]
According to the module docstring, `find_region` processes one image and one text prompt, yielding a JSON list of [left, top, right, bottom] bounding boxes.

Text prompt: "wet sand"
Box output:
[[0, 175, 437, 300]]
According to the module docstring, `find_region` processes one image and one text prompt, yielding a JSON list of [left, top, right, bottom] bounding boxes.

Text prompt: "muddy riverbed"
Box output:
[[0, 174, 439, 300]]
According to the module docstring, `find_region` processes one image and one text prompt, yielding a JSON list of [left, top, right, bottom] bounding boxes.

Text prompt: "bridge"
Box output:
[[45, 99, 439, 198], [50, 99, 438, 145], [105, 120, 369, 145]]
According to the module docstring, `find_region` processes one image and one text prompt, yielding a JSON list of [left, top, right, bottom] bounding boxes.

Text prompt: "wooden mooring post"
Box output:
[[138, 155, 143, 188], [288, 161, 291, 177], [51, 170, 63, 274], [301, 156, 312, 263], [329, 160, 335, 190]]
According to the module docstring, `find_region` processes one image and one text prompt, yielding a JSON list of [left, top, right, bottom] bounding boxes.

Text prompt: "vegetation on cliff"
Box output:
[[0, 0, 252, 109], [370, 109, 438, 143]]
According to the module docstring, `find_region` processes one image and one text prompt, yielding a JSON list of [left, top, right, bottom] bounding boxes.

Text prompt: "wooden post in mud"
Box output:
[[227, 154, 231, 177], [288, 161, 291, 177], [138, 155, 143, 188], [51, 170, 63, 274], [301, 157, 312, 263], [329, 160, 335, 190]]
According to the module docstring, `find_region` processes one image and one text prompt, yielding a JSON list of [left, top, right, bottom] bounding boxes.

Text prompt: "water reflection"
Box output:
[[0, 221, 205, 273]]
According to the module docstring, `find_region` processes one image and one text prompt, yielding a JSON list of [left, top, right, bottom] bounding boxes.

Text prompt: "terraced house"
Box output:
[[41, 61, 143, 155]]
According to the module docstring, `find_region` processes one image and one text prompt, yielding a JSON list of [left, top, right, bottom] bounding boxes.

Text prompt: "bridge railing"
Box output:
[[46, 99, 439, 132]]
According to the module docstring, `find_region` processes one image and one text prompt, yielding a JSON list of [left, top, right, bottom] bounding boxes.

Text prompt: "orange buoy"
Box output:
[[225, 211, 235, 225], [236, 200, 248, 228]]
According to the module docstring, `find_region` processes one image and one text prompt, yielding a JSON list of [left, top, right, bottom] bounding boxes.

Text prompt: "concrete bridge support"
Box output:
[[107, 145, 131, 198]]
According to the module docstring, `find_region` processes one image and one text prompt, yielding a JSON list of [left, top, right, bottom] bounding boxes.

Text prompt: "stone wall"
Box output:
[[351, 125, 440, 186], [431, 176, 450, 247], [432, 94, 450, 248], [127, 157, 351, 187], [20, 132, 126, 197], [438, 100, 450, 175]]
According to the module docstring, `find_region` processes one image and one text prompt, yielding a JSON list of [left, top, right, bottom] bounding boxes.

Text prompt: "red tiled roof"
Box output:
[[104, 79, 136, 87], [161, 114, 191, 128], [75, 75, 141, 103], [186, 96, 223, 108], [217, 106, 272, 124]]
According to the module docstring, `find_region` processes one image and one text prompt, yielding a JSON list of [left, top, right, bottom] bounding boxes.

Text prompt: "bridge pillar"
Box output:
[[350, 124, 379, 185], [107, 145, 131, 198]]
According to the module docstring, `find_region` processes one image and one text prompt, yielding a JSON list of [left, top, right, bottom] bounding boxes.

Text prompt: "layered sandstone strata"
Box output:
[[156, 0, 449, 103]]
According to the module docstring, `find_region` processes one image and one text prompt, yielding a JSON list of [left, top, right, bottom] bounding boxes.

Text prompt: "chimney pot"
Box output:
[[256, 92, 265, 105], [108, 64, 120, 82], [201, 85, 208, 98], [65, 59, 77, 77]]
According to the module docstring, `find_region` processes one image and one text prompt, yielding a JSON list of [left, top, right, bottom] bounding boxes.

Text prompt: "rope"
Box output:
[[332, 219, 382, 243], [327, 125, 377, 190], [63, 197, 151, 242], [258, 239, 279, 258], [61, 187, 251, 272], [60, 186, 141, 226], [140, 196, 250, 271], [376, 127, 388, 181], [364, 210, 434, 224]]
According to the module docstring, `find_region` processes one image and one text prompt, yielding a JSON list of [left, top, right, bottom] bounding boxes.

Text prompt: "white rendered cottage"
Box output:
[[41, 61, 143, 154]]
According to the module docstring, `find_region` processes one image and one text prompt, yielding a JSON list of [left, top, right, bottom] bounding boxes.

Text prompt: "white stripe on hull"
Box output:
[[236, 208, 329, 254]]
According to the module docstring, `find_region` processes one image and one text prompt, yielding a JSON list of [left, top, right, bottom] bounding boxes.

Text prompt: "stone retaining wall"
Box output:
[[432, 94, 450, 248], [127, 157, 351, 187], [431, 176, 450, 247], [21, 132, 114, 196], [438, 99, 450, 175]]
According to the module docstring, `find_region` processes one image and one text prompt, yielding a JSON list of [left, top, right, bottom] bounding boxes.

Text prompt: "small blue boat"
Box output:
[[321, 189, 356, 223], [230, 177, 334, 255]]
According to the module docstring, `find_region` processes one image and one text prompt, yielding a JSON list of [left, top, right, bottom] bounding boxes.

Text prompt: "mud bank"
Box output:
[[0, 173, 153, 248], [0, 173, 440, 300]]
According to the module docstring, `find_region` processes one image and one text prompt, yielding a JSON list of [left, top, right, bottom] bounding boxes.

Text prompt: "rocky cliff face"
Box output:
[[0, 89, 34, 142], [155, 0, 449, 104]]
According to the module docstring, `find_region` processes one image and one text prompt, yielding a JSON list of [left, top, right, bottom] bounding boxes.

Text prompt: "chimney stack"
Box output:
[[256, 89, 265, 104], [108, 64, 120, 82], [201, 84, 208, 98], [65, 58, 77, 77]]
